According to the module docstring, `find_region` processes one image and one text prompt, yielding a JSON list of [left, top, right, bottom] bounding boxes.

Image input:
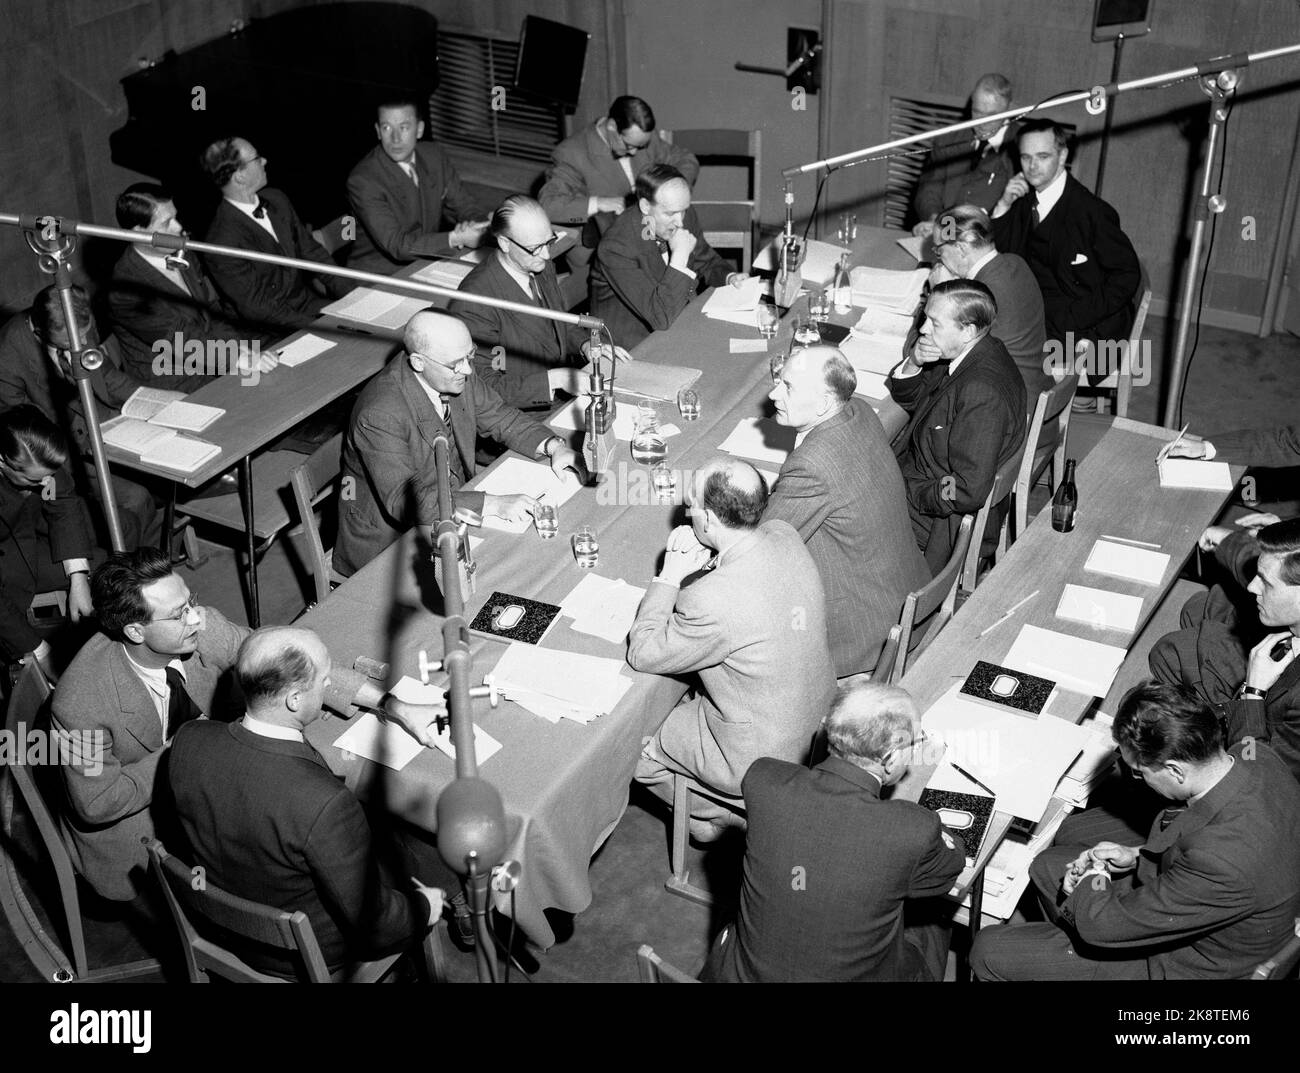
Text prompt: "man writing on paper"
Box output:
[[335, 311, 584, 577], [971, 681, 1300, 980], [888, 279, 1026, 574], [701, 681, 966, 982], [589, 164, 749, 349], [628, 457, 836, 841], [449, 195, 630, 411], [1166, 423, 1300, 469], [764, 346, 929, 679]]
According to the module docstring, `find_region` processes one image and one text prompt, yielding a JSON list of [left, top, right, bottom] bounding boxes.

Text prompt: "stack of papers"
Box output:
[[549, 398, 681, 442], [1084, 539, 1170, 586], [560, 573, 647, 644], [848, 266, 928, 313], [601, 361, 702, 402], [702, 277, 767, 326], [1157, 457, 1235, 491], [491, 644, 633, 724], [274, 332, 336, 368], [1055, 584, 1144, 634], [896, 234, 929, 261], [101, 416, 223, 473], [955, 803, 1072, 920], [1055, 715, 1117, 808], [472, 458, 584, 533], [752, 238, 850, 287], [121, 387, 224, 431], [323, 287, 431, 330], [1002, 624, 1128, 699], [717, 417, 796, 467], [411, 259, 475, 289]]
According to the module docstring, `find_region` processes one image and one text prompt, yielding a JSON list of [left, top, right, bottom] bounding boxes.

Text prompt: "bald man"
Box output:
[[628, 457, 836, 840], [168, 627, 457, 975], [336, 311, 585, 576], [764, 347, 929, 678]]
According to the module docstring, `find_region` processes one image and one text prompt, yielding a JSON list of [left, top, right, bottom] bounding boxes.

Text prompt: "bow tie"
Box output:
[[252, 200, 266, 219]]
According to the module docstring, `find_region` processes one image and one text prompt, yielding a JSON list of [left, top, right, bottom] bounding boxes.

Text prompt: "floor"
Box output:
[[2, 312, 1296, 983]]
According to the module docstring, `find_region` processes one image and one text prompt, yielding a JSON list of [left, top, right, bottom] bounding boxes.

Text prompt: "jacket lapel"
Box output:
[[398, 361, 472, 477], [107, 644, 165, 751]]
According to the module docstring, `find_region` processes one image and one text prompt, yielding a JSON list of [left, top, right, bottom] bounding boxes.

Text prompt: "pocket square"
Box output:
[[1071, 253, 1089, 265]]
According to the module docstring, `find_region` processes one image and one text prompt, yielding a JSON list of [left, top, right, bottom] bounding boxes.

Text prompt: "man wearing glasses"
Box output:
[[451, 195, 631, 409], [335, 311, 585, 577], [51, 548, 454, 904], [201, 136, 351, 330]]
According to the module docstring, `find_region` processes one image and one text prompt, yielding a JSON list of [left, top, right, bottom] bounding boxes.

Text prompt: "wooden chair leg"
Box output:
[[664, 774, 713, 906]]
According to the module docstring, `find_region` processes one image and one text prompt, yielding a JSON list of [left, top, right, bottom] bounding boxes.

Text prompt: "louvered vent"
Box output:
[[883, 97, 966, 229]]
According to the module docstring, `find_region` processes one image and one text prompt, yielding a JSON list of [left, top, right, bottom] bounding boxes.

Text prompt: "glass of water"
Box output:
[[652, 462, 677, 503], [572, 525, 599, 569], [631, 408, 667, 465], [677, 388, 700, 421], [756, 302, 778, 340], [838, 212, 858, 244], [808, 289, 830, 324], [534, 501, 557, 539]]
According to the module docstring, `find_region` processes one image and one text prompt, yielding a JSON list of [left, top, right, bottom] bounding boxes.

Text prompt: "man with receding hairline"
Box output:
[[629, 456, 836, 840]]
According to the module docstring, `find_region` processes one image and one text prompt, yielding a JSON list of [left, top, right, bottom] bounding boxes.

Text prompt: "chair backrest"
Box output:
[[662, 128, 761, 271], [636, 943, 700, 983], [960, 436, 1030, 595], [1014, 375, 1079, 537], [1116, 259, 1153, 418], [895, 515, 975, 678], [871, 623, 903, 686], [290, 432, 344, 606], [1252, 918, 1300, 980]]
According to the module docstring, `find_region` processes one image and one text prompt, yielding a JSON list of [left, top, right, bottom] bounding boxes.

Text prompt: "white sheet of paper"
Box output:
[[274, 333, 336, 368], [758, 469, 779, 490], [323, 288, 431, 329], [561, 574, 647, 645], [383, 675, 502, 765], [1055, 584, 1144, 633], [730, 338, 769, 353], [1157, 457, 1235, 491], [840, 331, 906, 377], [1002, 624, 1128, 699], [549, 398, 680, 443], [852, 371, 891, 400], [333, 711, 424, 771], [491, 643, 630, 713], [897, 234, 927, 261], [602, 361, 702, 402], [853, 308, 915, 337], [411, 259, 475, 287], [149, 400, 224, 432], [1084, 539, 1170, 586], [473, 458, 584, 532], [717, 417, 796, 467], [702, 276, 764, 314]]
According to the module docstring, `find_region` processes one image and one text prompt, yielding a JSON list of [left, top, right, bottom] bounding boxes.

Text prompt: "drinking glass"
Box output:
[[837, 213, 858, 244], [808, 288, 830, 323], [755, 302, 778, 339], [630, 409, 667, 465], [652, 462, 677, 503], [571, 525, 599, 568], [677, 388, 700, 421], [533, 502, 558, 539]]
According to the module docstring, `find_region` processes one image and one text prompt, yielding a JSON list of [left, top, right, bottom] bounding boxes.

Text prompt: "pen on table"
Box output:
[[1100, 534, 1162, 550], [949, 760, 996, 798], [1156, 423, 1190, 464], [977, 589, 1040, 638]]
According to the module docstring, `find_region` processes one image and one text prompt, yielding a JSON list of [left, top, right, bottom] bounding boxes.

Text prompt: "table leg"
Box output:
[[239, 456, 260, 627], [160, 483, 176, 557], [960, 871, 986, 983]]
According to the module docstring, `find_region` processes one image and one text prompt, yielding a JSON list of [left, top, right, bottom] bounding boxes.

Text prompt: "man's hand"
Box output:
[[383, 695, 447, 749], [451, 219, 490, 249], [1246, 631, 1299, 694], [993, 173, 1029, 217], [1088, 842, 1139, 875], [1166, 440, 1209, 460], [483, 493, 537, 526], [67, 573, 93, 622], [913, 336, 944, 365], [912, 218, 936, 239], [410, 877, 447, 927], [668, 228, 697, 265], [549, 445, 587, 485], [1198, 525, 1233, 552], [1237, 511, 1282, 533], [725, 273, 753, 288], [594, 197, 626, 215], [659, 524, 711, 584]]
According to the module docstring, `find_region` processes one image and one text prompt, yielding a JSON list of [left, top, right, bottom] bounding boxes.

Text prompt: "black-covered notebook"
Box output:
[[960, 660, 1054, 717], [917, 788, 995, 863], [469, 592, 560, 645]]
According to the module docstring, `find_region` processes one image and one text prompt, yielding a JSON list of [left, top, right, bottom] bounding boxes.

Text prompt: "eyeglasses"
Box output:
[[237, 153, 264, 167], [422, 347, 474, 374], [149, 593, 201, 625], [504, 232, 562, 258]]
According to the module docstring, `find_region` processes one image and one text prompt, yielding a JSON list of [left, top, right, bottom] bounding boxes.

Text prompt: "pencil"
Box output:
[[1157, 423, 1190, 463], [1100, 534, 1162, 549], [977, 589, 1040, 637]]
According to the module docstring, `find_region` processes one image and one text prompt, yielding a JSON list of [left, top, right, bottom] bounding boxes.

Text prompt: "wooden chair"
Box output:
[[144, 838, 448, 983], [664, 775, 746, 907], [1252, 918, 1300, 980], [894, 516, 975, 680], [289, 433, 348, 606], [0, 660, 158, 982], [959, 438, 1030, 595], [1096, 258, 1152, 417], [869, 623, 905, 687], [1014, 376, 1079, 537], [663, 128, 761, 273], [636, 943, 700, 983]]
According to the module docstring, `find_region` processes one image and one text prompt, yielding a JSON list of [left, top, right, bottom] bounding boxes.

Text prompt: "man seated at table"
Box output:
[[888, 278, 1026, 574], [970, 680, 1300, 980], [167, 626, 458, 975], [347, 98, 490, 274], [589, 164, 749, 349], [539, 94, 700, 266], [701, 681, 966, 982], [1167, 423, 1300, 468], [449, 195, 630, 411], [201, 136, 351, 331], [51, 548, 450, 902], [335, 311, 585, 577], [628, 457, 836, 841], [764, 345, 929, 679]]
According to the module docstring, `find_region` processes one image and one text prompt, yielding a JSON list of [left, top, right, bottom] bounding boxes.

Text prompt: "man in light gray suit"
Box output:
[[628, 457, 837, 841], [764, 347, 930, 678]]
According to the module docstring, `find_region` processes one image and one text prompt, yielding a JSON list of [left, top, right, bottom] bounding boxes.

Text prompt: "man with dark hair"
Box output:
[[539, 95, 700, 263], [703, 682, 966, 981], [888, 278, 1027, 572], [346, 99, 490, 274], [449, 195, 629, 409], [589, 164, 747, 348], [764, 345, 929, 678], [629, 457, 836, 839], [51, 549, 450, 900], [970, 680, 1300, 980], [201, 136, 350, 330]]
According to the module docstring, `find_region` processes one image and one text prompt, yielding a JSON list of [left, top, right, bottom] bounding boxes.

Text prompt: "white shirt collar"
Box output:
[[225, 195, 278, 239], [241, 714, 304, 742], [947, 336, 981, 376], [412, 369, 448, 419], [132, 246, 192, 294], [985, 124, 1008, 151], [1033, 169, 1068, 221], [497, 250, 536, 299], [968, 248, 998, 278], [121, 649, 186, 731]]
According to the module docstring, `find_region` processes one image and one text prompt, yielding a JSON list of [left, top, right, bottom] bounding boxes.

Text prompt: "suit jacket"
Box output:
[[761, 401, 930, 676], [335, 357, 551, 576], [974, 251, 1049, 398], [627, 520, 837, 796], [888, 334, 1027, 574], [589, 205, 732, 349], [539, 121, 700, 227], [1211, 424, 1300, 468], [710, 756, 966, 982], [346, 142, 485, 274], [1063, 741, 1300, 979], [448, 253, 588, 408], [168, 720, 423, 973], [0, 467, 92, 659], [993, 173, 1140, 344], [912, 127, 1018, 222], [204, 187, 349, 331], [51, 608, 366, 900]]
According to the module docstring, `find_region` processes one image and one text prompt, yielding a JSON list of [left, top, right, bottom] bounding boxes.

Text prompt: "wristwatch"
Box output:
[[1238, 684, 1267, 700]]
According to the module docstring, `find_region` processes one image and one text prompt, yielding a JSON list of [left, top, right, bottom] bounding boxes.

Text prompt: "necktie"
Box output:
[[252, 199, 266, 219], [400, 160, 420, 188], [164, 666, 203, 739], [437, 399, 466, 484], [1028, 190, 1041, 230], [1271, 635, 1294, 662], [529, 273, 567, 357], [1158, 806, 1186, 832]]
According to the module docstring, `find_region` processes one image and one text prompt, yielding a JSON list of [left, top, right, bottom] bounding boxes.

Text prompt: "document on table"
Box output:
[[411, 259, 475, 288], [323, 287, 431, 330], [560, 573, 647, 644], [730, 338, 769, 353], [1084, 539, 1170, 586], [381, 676, 503, 766], [717, 417, 796, 467], [702, 276, 764, 317], [274, 332, 336, 368], [1055, 584, 1144, 634], [548, 398, 680, 443], [752, 238, 850, 286], [839, 331, 905, 378], [849, 267, 928, 313], [853, 307, 916, 338], [896, 234, 928, 261], [1157, 457, 1235, 491], [491, 644, 633, 723], [472, 457, 584, 532], [601, 361, 702, 401], [1002, 623, 1128, 699]]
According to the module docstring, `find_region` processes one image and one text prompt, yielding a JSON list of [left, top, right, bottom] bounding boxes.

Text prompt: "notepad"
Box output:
[[600, 361, 702, 402], [140, 436, 221, 473], [473, 457, 583, 533], [120, 387, 224, 432], [274, 332, 336, 368], [411, 259, 475, 288], [717, 417, 796, 467], [1157, 457, 1235, 491], [1084, 539, 1170, 586], [702, 276, 764, 315], [1002, 624, 1127, 699], [1056, 584, 1144, 633], [323, 287, 431, 329], [839, 332, 905, 378], [849, 266, 928, 313]]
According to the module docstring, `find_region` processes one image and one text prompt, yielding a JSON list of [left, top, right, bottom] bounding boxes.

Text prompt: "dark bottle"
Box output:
[[1051, 458, 1078, 532]]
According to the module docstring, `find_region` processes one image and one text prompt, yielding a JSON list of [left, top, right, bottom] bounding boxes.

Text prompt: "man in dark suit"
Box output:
[[539, 95, 699, 266], [201, 137, 351, 331], [971, 681, 1300, 980], [449, 195, 629, 410], [628, 457, 837, 840], [888, 279, 1027, 573], [912, 74, 1017, 236], [335, 311, 584, 577], [764, 346, 929, 678], [167, 627, 450, 975], [589, 164, 748, 349], [1168, 423, 1300, 468], [702, 681, 965, 982], [346, 99, 489, 274]]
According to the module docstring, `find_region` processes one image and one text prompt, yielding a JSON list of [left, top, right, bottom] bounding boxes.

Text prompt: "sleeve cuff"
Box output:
[[1202, 441, 1217, 460], [671, 264, 697, 281], [63, 558, 90, 577], [587, 195, 600, 217], [651, 577, 680, 589]]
